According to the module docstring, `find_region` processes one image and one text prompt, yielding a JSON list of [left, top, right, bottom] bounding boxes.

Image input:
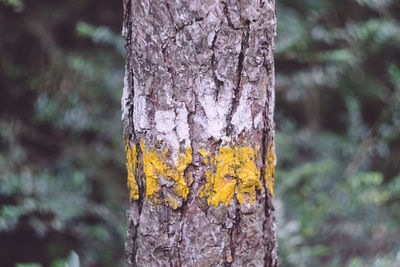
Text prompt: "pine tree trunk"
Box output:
[[122, 0, 277, 266]]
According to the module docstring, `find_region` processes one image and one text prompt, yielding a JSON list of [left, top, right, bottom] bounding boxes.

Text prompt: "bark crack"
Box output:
[[228, 198, 241, 265], [226, 20, 250, 136], [128, 69, 135, 139], [261, 110, 268, 266], [222, 1, 239, 30], [211, 30, 223, 101], [161, 45, 178, 106], [261, 39, 278, 266], [129, 142, 146, 267], [177, 91, 199, 266], [164, 1, 177, 31]]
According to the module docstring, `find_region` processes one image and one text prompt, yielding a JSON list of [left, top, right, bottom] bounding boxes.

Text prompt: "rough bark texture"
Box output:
[[122, 0, 277, 266]]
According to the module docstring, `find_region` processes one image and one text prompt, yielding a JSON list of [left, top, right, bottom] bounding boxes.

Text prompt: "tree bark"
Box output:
[[122, 0, 277, 266]]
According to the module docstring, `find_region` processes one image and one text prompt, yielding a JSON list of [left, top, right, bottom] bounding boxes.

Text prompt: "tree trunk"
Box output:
[[122, 0, 277, 266]]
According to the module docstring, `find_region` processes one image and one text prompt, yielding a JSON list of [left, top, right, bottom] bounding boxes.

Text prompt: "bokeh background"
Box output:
[[1, 0, 400, 266]]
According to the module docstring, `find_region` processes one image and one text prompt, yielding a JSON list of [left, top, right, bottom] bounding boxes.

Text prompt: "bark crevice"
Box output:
[[211, 29, 223, 101], [229, 198, 241, 265], [226, 20, 250, 136], [222, 1, 239, 30]]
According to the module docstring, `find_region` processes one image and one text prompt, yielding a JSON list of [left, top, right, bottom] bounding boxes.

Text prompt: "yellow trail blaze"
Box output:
[[125, 142, 139, 200], [125, 140, 275, 207], [265, 144, 276, 196], [140, 140, 192, 208], [198, 146, 262, 206]]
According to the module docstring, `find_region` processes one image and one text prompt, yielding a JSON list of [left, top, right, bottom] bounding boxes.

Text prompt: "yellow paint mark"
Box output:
[[140, 140, 162, 201], [265, 144, 276, 196], [198, 145, 262, 206], [140, 140, 192, 208], [125, 142, 139, 200], [198, 148, 210, 164], [188, 172, 193, 186], [165, 196, 179, 210], [198, 148, 211, 158], [126, 139, 275, 207]]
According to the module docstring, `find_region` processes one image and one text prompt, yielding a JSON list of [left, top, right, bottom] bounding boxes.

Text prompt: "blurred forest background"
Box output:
[[0, 0, 399, 266]]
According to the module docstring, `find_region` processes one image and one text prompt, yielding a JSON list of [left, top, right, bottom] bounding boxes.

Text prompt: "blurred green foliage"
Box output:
[[0, 0, 127, 266], [0, 0, 399, 266], [276, 0, 400, 266]]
